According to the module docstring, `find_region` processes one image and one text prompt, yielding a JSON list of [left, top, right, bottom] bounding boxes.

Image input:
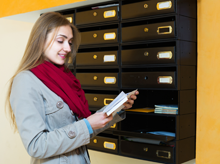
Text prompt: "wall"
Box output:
[[0, 0, 84, 18], [196, 0, 220, 163], [0, 18, 34, 163]]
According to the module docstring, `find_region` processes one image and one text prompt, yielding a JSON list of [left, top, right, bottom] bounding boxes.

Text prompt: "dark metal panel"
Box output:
[[88, 136, 118, 154], [122, 21, 175, 42], [122, 0, 175, 20], [176, 137, 195, 164], [85, 93, 117, 108], [121, 140, 174, 163], [76, 6, 119, 25], [80, 28, 118, 45], [121, 72, 176, 89], [179, 90, 196, 114], [76, 51, 118, 66], [179, 114, 196, 139], [76, 73, 119, 88], [121, 46, 175, 65], [179, 66, 196, 90]]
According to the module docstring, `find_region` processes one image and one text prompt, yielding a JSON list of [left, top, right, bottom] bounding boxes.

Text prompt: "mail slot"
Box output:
[[121, 140, 174, 163], [122, 21, 175, 42], [122, 72, 176, 89], [76, 73, 119, 88], [121, 47, 175, 65], [75, 6, 118, 26], [81, 28, 118, 45], [87, 136, 118, 153], [122, 0, 174, 20], [76, 51, 118, 67], [122, 66, 196, 90], [85, 93, 117, 108]]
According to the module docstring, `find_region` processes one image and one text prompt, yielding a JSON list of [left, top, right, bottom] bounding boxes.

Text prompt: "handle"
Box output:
[[156, 150, 171, 159], [103, 10, 116, 18], [103, 141, 116, 150], [104, 77, 116, 84], [157, 1, 172, 10], [157, 76, 173, 84]]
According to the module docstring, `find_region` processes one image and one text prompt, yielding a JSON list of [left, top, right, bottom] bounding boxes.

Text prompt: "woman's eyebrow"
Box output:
[[57, 34, 73, 39]]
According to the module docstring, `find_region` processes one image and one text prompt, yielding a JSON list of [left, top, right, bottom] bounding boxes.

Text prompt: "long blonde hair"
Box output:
[[5, 12, 81, 132]]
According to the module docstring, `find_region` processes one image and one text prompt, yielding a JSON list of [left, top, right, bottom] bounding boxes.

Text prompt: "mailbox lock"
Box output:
[[93, 76, 98, 80], [144, 52, 149, 56], [144, 4, 148, 8], [94, 97, 98, 101]]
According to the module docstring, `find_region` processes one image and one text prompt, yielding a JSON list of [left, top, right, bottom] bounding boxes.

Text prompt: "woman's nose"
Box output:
[[64, 43, 71, 52]]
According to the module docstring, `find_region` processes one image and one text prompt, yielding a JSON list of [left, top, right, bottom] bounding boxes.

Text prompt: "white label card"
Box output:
[[105, 78, 115, 83], [158, 52, 172, 59], [104, 10, 115, 18], [158, 1, 172, 9], [104, 55, 116, 62], [104, 143, 114, 149], [159, 78, 171, 83], [104, 33, 116, 40]]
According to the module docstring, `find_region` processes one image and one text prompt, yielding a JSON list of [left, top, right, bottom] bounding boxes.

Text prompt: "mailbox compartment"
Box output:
[[76, 72, 119, 90], [121, 139, 174, 163], [120, 112, 195, 140], [85, 93, 117, 109], [124, 89, 196, 115], [87, 134, 118, 154], [122, 16, 196, 43], [76, 50, 118, 67], [121, 66, 196, 90], [76, 6, 119, 26], [121, 41, 196, 66], [121, 0, 197, 20], [80, 25, 119, 46], [120, 137, 195, 164]]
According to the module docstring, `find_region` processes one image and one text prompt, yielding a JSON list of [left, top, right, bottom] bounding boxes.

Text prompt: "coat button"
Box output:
[[68, 131, 76, 139], [56, 101, 64, 109], [70, 110, 73, 115], [75, 148, 80, 155]]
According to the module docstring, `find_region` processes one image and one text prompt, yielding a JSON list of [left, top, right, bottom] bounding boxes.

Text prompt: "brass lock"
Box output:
[[144, 52, 149, 56], [94, 97, 98, 101], [93, 55, 97, 59], [93, 139, 97, 143], [144, 28, 149, 32], [144, 4, 148, 8], [143, 148, 148, 152], [93, 33, 97, 38], [93, 76, 98, 80], [93, 12, 97, 16]]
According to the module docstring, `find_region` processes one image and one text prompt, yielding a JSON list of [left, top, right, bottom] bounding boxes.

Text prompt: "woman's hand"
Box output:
[[123, 90, 139, 109], [87, 112, 113, 130]]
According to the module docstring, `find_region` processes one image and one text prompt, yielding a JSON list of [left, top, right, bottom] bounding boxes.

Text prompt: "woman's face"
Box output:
[[44, 25, 73, 65]]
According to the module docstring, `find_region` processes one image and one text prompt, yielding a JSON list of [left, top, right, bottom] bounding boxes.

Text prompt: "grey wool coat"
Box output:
[[10, 71, 125, 164]]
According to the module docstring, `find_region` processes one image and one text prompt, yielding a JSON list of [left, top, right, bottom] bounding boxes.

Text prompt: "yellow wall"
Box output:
[[0, 18, 34, 163], [197, 0, 220, 163], [0, 0, 84, 18]]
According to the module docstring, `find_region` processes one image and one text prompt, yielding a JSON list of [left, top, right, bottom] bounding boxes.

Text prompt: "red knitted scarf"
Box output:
[[31, 61, 91, 118]]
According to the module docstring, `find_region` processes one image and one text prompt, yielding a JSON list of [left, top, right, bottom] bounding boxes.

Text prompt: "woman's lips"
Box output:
[[59, 54, 66, 59]]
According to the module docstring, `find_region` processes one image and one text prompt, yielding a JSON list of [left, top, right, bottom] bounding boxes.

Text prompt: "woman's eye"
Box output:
[[69, 42, 73, 46], [58, 40, 63, 44]]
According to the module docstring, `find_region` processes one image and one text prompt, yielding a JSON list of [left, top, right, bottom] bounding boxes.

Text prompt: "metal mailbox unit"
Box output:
[[56, 0, 197, 163]]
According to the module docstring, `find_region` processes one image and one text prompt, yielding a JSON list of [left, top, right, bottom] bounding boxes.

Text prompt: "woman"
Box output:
[[5, 12, 138, 164]]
